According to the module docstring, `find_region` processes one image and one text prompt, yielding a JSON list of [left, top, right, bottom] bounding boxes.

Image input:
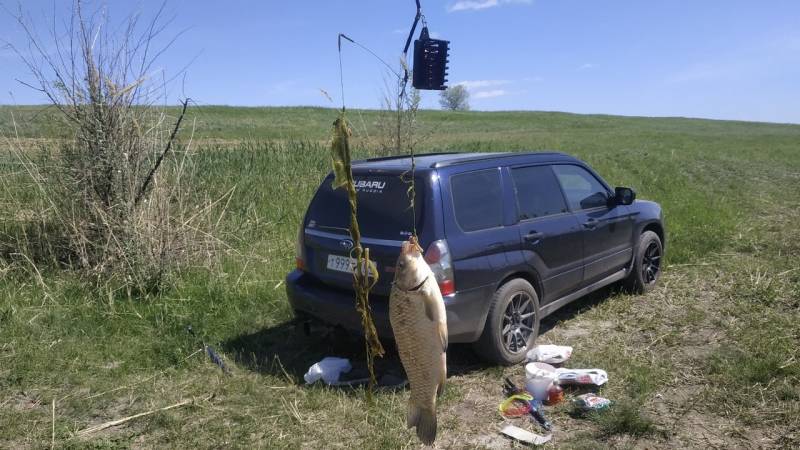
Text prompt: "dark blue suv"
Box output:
[[286, 152, 664, 365]]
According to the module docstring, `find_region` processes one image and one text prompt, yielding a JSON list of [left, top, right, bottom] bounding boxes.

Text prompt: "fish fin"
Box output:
[[437, 353, 446, 397], [438, 321, 448, 353], [422, 294, 437, 322], [407, 403, 420, 429], [415, 408, 437, 445]]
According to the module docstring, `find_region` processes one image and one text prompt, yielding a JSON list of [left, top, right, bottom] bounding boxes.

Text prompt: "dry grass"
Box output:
[[1, 1, 228, 294]]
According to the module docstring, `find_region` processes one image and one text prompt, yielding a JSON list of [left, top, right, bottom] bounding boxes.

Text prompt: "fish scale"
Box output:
[[394, 291, 429, 392], [390, 277, 446, 445]]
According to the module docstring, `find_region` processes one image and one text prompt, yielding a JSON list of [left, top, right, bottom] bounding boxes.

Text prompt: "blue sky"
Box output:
[[1, 1, 799, 123]]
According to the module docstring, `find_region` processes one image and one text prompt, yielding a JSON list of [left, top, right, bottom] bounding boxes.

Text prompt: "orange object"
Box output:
[[545, 383, 564, 406]]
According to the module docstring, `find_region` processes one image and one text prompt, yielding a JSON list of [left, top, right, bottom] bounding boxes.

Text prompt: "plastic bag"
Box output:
[[304, 357, 352, 385], [554, 368, 608, 386], [573, 393, 612, 411], [526, 345, 573, 365]]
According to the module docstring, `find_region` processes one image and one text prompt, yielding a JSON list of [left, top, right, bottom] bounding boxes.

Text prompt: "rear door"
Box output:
[[302, 171, 426, 296], [551, 164, 634, 284], [443, 167, 514, 293], [510, 165, 583, 302]]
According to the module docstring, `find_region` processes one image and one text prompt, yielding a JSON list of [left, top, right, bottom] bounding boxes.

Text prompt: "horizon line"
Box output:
[[0, 104, 797, 126]]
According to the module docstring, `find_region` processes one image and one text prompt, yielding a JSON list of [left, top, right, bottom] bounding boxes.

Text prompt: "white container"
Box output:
[[524, 362, 556, 401]]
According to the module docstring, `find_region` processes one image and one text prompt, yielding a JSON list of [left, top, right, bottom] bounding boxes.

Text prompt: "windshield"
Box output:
[[306, 174, 424, 241]]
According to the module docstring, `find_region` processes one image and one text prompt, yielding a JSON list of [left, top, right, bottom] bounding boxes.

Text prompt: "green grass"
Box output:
[[2, 106, 800, 448]]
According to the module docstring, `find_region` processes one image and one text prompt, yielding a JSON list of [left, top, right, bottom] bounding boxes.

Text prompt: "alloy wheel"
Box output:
[[501, 292, 535, 353], [642, 241, 661, 284]]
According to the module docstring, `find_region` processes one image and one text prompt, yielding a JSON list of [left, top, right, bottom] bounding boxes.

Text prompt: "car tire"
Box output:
[[473, 278, 541, 366], [625, 230, 663, 294]]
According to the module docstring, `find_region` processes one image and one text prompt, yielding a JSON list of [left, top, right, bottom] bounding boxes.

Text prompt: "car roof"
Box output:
[[352, 151, 579, 170]]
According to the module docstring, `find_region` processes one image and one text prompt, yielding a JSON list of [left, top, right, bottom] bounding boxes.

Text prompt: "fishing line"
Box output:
[[331, 0, 440, 400], [337, 24, 422, 239]]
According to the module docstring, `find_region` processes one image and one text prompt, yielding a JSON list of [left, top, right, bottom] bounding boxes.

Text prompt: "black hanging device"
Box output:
[[403, 0, 450, 91]]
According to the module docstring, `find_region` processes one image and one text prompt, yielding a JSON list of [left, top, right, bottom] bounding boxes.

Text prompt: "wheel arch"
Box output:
[[642, 222, 665, 251], [496, 270, 543, 303], [473, 270, 543, 338]]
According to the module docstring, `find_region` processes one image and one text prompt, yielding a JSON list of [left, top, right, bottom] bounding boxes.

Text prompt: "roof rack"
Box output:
[[430, 151, 568, 168], [356, 151, 460, 164]]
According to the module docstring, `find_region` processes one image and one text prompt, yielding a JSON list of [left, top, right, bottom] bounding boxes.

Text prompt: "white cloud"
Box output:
[[456, 79, 511, 89], [578, 63, 596, 70], [448, 0, 532, 13], [473, 89, 508, 99]]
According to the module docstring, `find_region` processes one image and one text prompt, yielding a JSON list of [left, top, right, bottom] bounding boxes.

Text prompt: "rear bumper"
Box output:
[[286, 270, 491, 343]]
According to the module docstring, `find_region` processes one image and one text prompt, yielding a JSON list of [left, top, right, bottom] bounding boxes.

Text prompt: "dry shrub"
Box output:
[[1, 1, 225, 295], [373, 78, 423, 157]]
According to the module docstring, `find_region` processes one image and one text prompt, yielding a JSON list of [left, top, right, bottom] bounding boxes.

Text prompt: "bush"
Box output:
[[2, 1, 224, 295]]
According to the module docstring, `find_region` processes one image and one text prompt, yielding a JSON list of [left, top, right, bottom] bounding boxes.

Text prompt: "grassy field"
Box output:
[[1, 106, 799, 448]]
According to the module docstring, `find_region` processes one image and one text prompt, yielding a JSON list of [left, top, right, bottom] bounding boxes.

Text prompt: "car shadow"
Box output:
[[222, 319, 491, 390], [223, 285, 622, 388], [538, 283, 621, 335]]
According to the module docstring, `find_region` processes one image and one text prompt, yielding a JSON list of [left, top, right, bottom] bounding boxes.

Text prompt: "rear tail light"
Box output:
[[424, 239, 455, 296], [295, 223, 306, 271]]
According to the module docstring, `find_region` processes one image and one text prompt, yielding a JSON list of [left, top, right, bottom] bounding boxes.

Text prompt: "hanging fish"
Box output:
[[389, 237, 448, 445]]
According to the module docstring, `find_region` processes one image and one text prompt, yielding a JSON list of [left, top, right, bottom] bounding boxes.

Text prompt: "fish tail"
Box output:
[[408, 405, 437, 445]]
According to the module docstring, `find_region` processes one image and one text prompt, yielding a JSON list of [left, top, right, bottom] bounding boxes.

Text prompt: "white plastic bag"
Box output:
[[526, 344, 573, 364], [304, 357, 352, 385], [554, 368, 608, 386]]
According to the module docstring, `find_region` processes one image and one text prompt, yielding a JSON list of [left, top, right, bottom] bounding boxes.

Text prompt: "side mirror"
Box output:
[[614, 187, 636, 206]]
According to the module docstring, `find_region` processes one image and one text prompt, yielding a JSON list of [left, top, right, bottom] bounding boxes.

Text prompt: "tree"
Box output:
[[439, 85, 470, 111]]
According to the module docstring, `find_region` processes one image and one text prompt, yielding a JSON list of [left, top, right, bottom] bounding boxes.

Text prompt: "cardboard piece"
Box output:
[[500, 425, 552, 446]]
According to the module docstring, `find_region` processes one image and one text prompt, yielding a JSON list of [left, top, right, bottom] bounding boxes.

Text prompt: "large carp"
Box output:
[[389, 237, 448, 445]]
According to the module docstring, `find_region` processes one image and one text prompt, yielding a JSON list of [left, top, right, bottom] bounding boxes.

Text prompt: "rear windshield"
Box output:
[[306, 174, 424, 240]]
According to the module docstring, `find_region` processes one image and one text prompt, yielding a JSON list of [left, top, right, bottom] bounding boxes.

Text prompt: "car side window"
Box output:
[[552, 164, 610, 211], [450, 169, 504, 231], [511, 165, 568, 220]]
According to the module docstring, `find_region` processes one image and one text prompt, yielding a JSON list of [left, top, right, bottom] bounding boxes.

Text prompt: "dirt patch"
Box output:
[[6, 391, 42, 412], [430, 267, 789, 449], [543, 319, 615, 343]]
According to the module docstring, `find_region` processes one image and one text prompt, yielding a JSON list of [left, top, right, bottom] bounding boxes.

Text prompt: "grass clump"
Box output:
[[704, 284, 800, 428], [590, 399, 658, 438]]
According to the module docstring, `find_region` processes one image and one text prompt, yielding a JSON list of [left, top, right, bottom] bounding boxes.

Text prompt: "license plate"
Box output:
[[326, 254, 378, 275], [327, 254, 357, 273]]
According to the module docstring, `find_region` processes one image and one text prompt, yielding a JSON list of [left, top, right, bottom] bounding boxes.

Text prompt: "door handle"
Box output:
[[583, 218, 599, 229], [524, 231, 544, 243]]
